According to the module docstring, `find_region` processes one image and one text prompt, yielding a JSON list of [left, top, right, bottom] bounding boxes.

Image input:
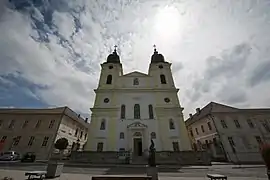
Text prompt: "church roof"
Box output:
[[151, 47, 166, 64]]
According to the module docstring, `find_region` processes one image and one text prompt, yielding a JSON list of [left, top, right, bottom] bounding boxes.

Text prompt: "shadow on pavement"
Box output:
[[103, 167, 183, 175]]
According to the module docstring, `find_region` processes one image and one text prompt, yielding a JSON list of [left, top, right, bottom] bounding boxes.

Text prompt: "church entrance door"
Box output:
[[133, 138, 142, 156]]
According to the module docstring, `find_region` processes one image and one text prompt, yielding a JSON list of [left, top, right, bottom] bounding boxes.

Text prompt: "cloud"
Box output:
[[247, 60, 270, 87], [0, 0, 270, 119]]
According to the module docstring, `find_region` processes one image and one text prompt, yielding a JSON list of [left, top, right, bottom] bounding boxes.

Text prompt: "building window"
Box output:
[[22, 120, 29, 128], [234, 119, 241, 128], [169, 119, 175, 130], [75, 128, 78, 136], [28, 136, 35, 146], [201, 125, 205, 133], [48, 120, 55, 129], [84, 133, 87, 140], [80, 131, 83, 139], [109, 65, 113, 69], [120, 132, 124, 139], [148, 105, 154, 119], [106, 75, 112, 84], [160, 74, 166, 84], [221, 120, 228, 128], [262, 121, 270, 132], [100, 119, 106, 130], [255, 136, 263, 145], [150, 132, 156, 139], [42, 136, 49, 147], [228, 137, 236, 152], [207, 122, 212, 130], [134, 104, 140, 119], [189, 130, 194, 137], [8, 120, 15, 129], [121, 105, 126, 119], [133, 78, 139, 85], [0, 136, 7, 143], [195, 128, 199, 135], [35, 120, 41, 128], [172, 142, 180, 151], [247, 119, 254, 128], [13, 136, 21, 146], [97, 142, 103, 152]]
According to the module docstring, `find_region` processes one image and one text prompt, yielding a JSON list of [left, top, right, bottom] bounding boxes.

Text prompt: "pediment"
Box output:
[[127, 121, 147, 128], [123, 71, 149, 77]]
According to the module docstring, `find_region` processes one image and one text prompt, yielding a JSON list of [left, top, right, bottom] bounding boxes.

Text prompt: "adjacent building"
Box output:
[[185, 102, 270, 163], [85, 47, 192, 160], [0, 107, 89, 160]]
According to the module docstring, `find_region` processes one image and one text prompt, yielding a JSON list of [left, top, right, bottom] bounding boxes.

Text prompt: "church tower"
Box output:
[[147, 47, 191, 151], [85, 46, 191, 157]]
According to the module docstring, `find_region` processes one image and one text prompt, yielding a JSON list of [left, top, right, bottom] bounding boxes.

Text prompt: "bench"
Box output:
[[207, 174, 227, 180], [25, 171, 47, 180], [92, 176, 152, 180]]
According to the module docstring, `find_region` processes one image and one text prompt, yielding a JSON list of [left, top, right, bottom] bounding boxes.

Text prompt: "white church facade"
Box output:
[[85, 47, 192, 158]]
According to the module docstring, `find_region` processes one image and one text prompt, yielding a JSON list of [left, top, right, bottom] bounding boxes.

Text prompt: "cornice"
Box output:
[[90, 107, 119, 113], [94, 88, 179, 93]]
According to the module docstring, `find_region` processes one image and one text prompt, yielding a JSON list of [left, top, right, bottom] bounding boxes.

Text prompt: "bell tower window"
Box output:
[[100, 119, 106, 130], [169, 119, 175, 130], [106, 75, 112, 84], [160, 74, 166, 84]]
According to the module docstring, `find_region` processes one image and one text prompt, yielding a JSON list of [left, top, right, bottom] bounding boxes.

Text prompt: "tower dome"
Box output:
[[106, 46, 120, 64], [151, 46, 165, 63]]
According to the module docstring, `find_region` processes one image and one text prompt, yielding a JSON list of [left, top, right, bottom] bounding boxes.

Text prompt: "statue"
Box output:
[[148, 139, 156, 167]]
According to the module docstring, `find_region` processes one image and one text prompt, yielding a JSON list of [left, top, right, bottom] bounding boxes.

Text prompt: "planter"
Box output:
[[46, 161, 64, 178], [146, 166, 158, 180]]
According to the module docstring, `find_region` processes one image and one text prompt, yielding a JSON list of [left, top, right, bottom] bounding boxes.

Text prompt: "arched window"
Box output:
[[100, 119, 106, 130], [134, 104, 140, 119], [150, 132, 156, 139], [169, 119, 175, 130], [133, 78, 139, 85], [106, 75, 112, 84], [160, 74, 166, 84], [148, 104, 154, 119], [121, 105, 126, 119], [120, 132, 124, 139]]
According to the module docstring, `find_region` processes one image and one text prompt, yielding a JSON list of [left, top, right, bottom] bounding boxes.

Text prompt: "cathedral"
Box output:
[[85, 46, 191, 158]]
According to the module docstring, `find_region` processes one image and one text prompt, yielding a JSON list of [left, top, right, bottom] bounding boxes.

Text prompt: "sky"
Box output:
[[0, 0, 270, 119]]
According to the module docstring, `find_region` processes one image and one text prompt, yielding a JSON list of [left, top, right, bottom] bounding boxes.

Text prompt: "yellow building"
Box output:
[[0, 107, 89, 160], [85, 47, 191, 160]]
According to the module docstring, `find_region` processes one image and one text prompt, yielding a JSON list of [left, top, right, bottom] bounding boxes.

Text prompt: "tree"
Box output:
[[55, 138, 69, 151]]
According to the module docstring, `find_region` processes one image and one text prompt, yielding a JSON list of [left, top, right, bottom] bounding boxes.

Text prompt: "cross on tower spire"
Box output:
[[114, 45, 117, 53], [153, 44, 157, 53]]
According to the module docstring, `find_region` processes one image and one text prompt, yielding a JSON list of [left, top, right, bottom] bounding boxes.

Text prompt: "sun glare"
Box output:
[[154, 6, 182, 40]]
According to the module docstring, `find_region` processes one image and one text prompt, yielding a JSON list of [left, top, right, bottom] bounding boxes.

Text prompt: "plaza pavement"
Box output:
[[0, 169, 268, 180], [0, 163, 268, 180]]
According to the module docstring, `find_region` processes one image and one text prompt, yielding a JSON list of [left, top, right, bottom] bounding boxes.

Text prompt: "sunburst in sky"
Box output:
[[0, 0, 270, 119]]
